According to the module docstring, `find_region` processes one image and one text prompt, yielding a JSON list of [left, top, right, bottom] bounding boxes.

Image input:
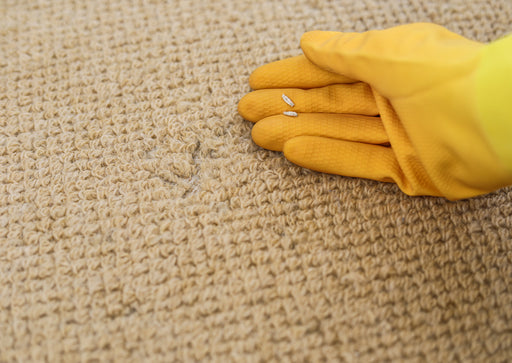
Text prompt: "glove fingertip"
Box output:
[[283, 137, 308, 165], [300, 30, 346, 75], [248, 66, 266, 89], [300, 30, 338, 46], [300, 31, 339, 56], [251, 119, 281, 151], [238, 93, 260, 122]]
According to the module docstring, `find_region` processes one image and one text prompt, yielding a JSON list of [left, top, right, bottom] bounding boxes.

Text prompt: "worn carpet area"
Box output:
[[1, 0, 512, 361]]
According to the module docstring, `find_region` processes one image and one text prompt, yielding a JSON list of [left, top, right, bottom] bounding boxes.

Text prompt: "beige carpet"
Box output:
[[1, 0, 512, 361]]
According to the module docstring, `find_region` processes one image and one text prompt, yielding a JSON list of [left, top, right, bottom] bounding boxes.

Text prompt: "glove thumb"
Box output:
[[300, 23, 483, 98]]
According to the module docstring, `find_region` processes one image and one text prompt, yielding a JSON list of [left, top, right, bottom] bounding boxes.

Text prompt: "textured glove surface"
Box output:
[[238, 23, 512, 200]]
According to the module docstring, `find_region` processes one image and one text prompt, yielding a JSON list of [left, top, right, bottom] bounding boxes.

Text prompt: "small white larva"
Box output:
[[281, 94, 295, 107], [283, 111, 298, 117]]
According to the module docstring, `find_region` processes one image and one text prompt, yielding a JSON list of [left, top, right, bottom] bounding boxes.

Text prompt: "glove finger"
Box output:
[[249, 55, 356, 89], [238, 83, 378, 122], [251, 113, 388, 151], [283, 135, 404, 186]]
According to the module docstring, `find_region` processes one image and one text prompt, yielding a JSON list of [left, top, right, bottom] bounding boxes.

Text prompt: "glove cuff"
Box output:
[[476, 34, 512, 170]]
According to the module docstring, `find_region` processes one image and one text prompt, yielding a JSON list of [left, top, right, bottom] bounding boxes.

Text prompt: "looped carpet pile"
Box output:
[[1, 0, 511, 361]]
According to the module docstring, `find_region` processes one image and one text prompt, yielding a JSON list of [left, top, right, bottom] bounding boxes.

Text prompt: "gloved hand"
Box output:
[[238, 23, 512, 200]]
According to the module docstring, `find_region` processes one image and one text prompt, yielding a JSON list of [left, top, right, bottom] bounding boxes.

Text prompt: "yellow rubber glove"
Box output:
[[238, 23, 512, 200]]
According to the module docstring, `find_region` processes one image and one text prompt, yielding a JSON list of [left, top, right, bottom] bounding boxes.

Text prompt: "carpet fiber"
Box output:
[[1, 0, 512, 361]]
